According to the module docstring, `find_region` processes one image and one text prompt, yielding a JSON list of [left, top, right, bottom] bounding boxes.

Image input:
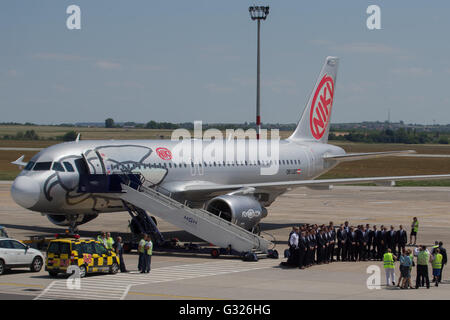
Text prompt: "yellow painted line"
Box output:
[[0, 282, 45, 288], [128, 291, 222, 300]]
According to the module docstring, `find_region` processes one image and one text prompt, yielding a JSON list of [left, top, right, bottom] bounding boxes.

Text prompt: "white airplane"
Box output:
[[10, 56, 450, 232]]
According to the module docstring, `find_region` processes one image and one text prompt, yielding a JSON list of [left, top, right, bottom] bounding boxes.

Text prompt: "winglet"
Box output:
[[75, 133, 81, 142], [11, 155, 27, 167]]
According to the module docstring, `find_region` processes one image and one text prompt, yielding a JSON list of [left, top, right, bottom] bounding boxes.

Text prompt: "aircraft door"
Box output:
[[83, 150, 107, 174]]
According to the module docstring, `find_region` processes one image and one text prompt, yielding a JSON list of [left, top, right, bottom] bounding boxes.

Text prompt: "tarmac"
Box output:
[[0, 181, 449, 300]]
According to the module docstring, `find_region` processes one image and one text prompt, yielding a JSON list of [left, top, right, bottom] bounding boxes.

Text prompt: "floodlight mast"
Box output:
[[249, 6, 269, 140]]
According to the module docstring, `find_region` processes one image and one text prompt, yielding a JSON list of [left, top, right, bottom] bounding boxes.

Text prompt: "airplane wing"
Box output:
[[182, 174, 450, 193], [323, 150, 416, 162]]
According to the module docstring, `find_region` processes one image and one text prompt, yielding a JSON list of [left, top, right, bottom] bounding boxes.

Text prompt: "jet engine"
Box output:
[[205, 195, 267, 231], [46, 213, 99, 227]]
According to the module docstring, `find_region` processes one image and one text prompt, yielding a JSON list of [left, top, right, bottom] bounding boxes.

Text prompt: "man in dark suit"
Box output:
[[372, 225, 381, 260], [386, 225, 397, 256], [359, 226, 369, 261], [380, 225, 388, 255], [347, 227, 357, 261], [329, 225, 336, 262], [397, 225, 408, 257], [337, 224, 347, 261], [354, 226, 363, 261], [317, 229, 326, 264], [298, 231, 308, 269], [367, 225, 374, 260]]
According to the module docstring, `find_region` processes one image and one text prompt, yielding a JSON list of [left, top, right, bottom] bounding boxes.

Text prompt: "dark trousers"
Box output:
[[398, 243, 406, 256], [439, 264, 444, 282], [119, 254, 127, 272], [416, 265, 430, 288], [328, 243, 335, 261], [143, 254, 152, 273], [138, 252, 144, 271], [298, 249, 306, 268], [337, 244, 343, 261], [359, 244, 367, 261], [287, 247, 296, 266]]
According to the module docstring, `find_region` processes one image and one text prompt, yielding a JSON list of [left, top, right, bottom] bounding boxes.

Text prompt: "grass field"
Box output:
[[1, 125, 449, 184]]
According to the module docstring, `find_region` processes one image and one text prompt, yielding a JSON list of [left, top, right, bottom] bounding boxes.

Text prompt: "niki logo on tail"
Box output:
[[310, 74, 334, 140]]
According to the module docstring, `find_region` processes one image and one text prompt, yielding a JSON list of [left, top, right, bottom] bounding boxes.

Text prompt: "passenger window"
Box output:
[[10, 240, 26, 250], [24, 161, 35, 171], [52, 162, 65, 172], [95, 243, 107, 255], [0, 240, 12, 249], [63, 162, 75, 172], [33, 162, 52, 171], [85, 242, 96, 254]]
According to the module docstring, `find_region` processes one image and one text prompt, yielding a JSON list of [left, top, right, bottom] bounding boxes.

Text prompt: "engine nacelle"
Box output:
[[46, 214, 98, 227], [206, 195, 267, 231]]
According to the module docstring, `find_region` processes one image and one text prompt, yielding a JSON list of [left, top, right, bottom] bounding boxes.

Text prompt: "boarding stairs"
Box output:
[[119, 178, 274, 259]]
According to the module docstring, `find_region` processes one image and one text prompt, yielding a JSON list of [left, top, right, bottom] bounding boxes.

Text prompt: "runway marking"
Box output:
[[34, 259, 277, 300]]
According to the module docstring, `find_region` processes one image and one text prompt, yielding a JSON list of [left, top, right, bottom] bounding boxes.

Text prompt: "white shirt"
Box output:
[[289, 232, 299, 248]]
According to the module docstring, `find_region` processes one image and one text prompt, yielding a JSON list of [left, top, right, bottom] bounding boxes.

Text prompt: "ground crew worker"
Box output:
[[437, 242, 447, 283], [114, 236, 128, 273], [105, 232, 114, 250], [383, 248, 396, 286], [97, 231, 107, 247], [409, 217, 419, 246], [415, 245, 431, 289], [138, 233, 147, 272], [431, 248, 443, 287], [143, 235, 153, 273]]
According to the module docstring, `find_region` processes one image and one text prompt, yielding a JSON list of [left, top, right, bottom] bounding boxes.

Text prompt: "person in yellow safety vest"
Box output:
[[97, 231, 107, 246], [105, 232, 114, 250], [415, 245, 431, 289], [383, 248, 397, 286], [409, 217, 419, 246], [143, 236, 153, 273], [138, 234, 147, 272], [431, 248, 443, 287]]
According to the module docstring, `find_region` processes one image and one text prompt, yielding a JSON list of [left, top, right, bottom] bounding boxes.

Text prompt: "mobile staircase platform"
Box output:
[[119, 180, 277, 261]]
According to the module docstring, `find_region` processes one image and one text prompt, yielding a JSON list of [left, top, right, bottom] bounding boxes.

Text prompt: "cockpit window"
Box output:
[[24, 161, 35, 171], [52, 162, 65, 172], [63, 162, 75, 172], [33, 162, 52, 171]]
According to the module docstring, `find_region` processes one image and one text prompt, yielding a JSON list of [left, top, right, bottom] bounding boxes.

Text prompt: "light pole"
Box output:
[[249, 6, 269, 140]]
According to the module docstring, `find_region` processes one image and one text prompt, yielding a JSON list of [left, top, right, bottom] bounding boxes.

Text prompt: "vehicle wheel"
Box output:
[[210, 249, 220, 258], [79, 265, 87, 278], [30, 256, 43, 272], [0, 260, 4, 275], [109, 262, 119, 274], [48, 271, 58, 277]]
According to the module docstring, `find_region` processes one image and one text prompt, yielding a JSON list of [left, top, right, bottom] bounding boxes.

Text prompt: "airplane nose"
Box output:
[[11, 176, 41, 209]]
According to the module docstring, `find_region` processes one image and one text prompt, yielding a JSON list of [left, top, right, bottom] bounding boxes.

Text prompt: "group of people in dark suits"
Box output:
[[285, 221, 409, 269]]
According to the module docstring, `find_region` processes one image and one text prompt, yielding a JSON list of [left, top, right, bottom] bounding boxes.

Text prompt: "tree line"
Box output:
[[329, 128, 449, 144]]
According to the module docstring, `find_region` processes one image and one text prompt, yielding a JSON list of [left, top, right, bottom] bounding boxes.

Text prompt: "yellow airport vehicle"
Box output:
[[45, 235, 120, 277]]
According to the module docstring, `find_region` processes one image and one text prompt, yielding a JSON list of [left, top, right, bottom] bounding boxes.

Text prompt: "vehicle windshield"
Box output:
[[47, 242, 71, 254]]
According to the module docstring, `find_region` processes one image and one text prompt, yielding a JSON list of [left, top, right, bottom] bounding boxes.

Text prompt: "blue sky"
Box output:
[[1, 0, 450, 125]]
